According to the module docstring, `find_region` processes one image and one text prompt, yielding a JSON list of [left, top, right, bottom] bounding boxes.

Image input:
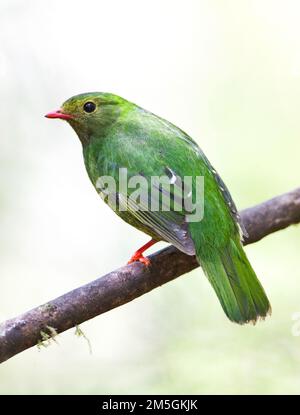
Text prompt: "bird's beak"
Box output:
[[45, 109, 73, 121]]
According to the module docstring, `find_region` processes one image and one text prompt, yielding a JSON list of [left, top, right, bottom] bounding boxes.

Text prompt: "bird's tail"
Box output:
[[198, 237, 271, 324]]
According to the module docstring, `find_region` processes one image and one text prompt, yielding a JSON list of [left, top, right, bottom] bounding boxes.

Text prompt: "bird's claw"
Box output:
[[127, 254, 151, 266]]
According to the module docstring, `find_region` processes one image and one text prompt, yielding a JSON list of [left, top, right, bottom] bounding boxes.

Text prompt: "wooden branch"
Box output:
[[0, 188, 300, 364]]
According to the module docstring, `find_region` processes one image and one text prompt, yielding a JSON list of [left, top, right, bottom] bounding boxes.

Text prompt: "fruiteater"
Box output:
[[46, 92, 271, 324]]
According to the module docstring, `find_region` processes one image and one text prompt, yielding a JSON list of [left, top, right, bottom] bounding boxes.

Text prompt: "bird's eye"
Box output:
[[83, 101, 96, 113]]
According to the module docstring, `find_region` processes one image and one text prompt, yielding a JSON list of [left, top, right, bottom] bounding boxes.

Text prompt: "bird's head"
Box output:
[[45, 92, 128, 145]]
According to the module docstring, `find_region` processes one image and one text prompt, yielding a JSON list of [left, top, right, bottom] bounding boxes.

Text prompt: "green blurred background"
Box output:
[[1, 0, 300, 394]]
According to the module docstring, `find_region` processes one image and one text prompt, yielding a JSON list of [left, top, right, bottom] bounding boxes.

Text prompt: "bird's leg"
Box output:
[[127, 239, 157, 266]]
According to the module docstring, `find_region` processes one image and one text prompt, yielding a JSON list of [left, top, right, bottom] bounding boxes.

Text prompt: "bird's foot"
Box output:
[[127, 239, 157, 267], [127, 252, 151, 266]]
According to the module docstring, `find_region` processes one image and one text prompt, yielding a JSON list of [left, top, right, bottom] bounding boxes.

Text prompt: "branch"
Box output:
[[1, 188, 300, 363]]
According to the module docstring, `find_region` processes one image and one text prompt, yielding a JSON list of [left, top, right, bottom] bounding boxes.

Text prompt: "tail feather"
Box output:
[[199, 237, 271, 324]]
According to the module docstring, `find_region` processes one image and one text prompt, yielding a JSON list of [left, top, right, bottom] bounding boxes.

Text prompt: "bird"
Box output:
[[46, 92, 271, 324]]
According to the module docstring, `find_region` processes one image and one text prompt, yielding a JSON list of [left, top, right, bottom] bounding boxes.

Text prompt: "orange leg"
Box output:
[[127, 239, 157, 266]]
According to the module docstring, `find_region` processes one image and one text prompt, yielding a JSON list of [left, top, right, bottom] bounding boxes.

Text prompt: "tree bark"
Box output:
[[0, 188, 299, 364]]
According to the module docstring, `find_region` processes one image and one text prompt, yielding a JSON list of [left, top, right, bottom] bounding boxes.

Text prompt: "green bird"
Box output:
[[46, 92, 271, 324]]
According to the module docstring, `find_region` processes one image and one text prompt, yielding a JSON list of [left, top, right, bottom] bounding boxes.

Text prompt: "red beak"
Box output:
[[45, 109, 73, 121]]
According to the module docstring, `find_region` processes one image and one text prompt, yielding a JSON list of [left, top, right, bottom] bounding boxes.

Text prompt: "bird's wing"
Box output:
[[196, 148, 248, 239], [120, 168, 196, 255], [156, 115, 247, 239], [97, 165, 196, 255], [207, 161, 248, 239]]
